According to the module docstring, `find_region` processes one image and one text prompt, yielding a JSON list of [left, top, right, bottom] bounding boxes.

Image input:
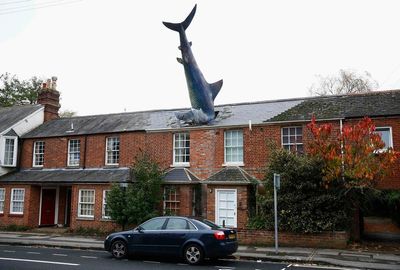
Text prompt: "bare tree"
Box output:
[[309, 69, 379, 96], [59, 110, 77, 118]]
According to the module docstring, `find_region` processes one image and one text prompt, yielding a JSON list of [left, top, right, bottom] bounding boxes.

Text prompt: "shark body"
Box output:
[[163, 5, 223, 125]]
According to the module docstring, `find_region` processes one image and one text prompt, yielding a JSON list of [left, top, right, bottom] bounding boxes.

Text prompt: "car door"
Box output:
[[127, 217, 167, 254], [158, 217, 192, 255]]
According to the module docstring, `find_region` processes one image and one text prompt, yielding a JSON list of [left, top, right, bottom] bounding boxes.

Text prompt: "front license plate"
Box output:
[[228, 234, 236, 240]]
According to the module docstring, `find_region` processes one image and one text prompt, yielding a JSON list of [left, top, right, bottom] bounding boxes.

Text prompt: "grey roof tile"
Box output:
[[268, 90, 400, 122], [163, 167, 200, 184], [0, 168, 131, 183], [205, 166, 259, 185], [0, 104, 42, 133]]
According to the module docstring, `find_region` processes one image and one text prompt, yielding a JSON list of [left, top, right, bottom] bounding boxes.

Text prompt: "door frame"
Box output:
[[215, 188, 237, 228], [38, 187, 59, 226]]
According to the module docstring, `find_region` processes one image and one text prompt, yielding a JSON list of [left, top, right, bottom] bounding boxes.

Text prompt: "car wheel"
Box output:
[[111, 240, 128, 259], [183, 243, 204, 265]]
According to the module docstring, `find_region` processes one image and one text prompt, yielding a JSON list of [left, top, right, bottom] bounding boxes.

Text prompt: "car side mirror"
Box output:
[[136, 226, 144, 233]]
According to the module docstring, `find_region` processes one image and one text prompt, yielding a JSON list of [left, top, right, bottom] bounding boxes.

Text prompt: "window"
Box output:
[[165, 218, 189, 230], [2, 137, 18, 167], [282, 127, 303, 153], [33, 141, 45, 167], [375, 127, 393, 150], [78, 189, 95, 218], [140, 217, 167, 230], [0, 188, 5, 214], [10, 188, 25, 214], [163, 186, 180, 215], [102, 190, 111, 219], [224, 130, 243, 164], [68, 139, 80, 167], [106, 137, 120, 165], [173, 133, 190, 165]]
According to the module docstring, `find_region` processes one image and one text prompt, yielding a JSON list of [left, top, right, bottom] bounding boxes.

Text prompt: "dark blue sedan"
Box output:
[[104, 216, 238, 265]]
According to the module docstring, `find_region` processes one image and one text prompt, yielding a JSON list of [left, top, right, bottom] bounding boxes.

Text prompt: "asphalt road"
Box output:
[[0, 245, 347, 270]]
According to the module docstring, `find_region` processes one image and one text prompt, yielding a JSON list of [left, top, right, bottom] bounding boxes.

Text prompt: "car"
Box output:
[[104, 216, 238, 265]]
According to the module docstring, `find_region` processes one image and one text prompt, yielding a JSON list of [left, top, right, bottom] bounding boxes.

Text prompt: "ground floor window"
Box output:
[[10, 188, 25, 214], [163, 186, 180, 215], [102, 190, 111, 219], [78, 189, 95, 218], [0, 188, 5, 213]]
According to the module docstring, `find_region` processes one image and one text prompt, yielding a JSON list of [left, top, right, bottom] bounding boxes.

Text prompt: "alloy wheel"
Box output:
[[184, 244, 203, 265], [111, 240, 127, 259]]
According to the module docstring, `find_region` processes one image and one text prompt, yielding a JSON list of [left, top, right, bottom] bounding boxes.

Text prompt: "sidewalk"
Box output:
[[0, 231, 399, 270]]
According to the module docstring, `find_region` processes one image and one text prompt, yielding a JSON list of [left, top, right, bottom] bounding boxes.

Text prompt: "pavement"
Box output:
[[0, 231, 399, 270]]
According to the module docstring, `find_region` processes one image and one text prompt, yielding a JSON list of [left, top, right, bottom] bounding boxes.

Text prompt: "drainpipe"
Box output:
[[340, 119, 345, 181], [83, 135, 88, 169]]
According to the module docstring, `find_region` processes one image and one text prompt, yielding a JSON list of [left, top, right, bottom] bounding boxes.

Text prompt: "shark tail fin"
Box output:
[[210, 79, 223, 101], [163, 4, 197, 32]]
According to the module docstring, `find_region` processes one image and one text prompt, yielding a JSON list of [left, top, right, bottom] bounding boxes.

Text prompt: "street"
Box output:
[[0, 245, 348, 270]]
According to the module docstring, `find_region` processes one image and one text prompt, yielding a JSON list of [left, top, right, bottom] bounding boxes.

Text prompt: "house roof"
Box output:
[[205, 166, 259, 185], [267, 90, 400, 122], [163, 167, 200, 184], [0, 168, 131, 183], [22, 99, 303, 138], [0, 104, 43, 134]]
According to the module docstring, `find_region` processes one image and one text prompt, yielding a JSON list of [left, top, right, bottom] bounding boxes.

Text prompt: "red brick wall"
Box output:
[[237, 229, 349, 249], [364, 217, 400, 234]]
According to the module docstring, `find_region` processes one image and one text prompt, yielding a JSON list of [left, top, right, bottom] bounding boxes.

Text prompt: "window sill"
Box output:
[[1, 164, 16, 168], [8, 214, 24, 217], [104, 164, 119, 169], [66, 166, 81, 169], [76, 217, 94, 221], [100, 218, 113, 222], [222, 162, 244, 167], [170, 163, 190, 168]]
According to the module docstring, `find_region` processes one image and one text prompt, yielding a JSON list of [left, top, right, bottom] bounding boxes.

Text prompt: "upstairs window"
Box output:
[[173, 133, 190, 165], [106, 137, 120, 165], [0, 188, 5, 214], [33, 141, 45, 167], [224, 130, 243, 165], [282, 127, 303, 153], [10, 188, 25, 214], [68, 139, 80, 167], [375, 127, 393, 150], [2, 136, 17, 167]]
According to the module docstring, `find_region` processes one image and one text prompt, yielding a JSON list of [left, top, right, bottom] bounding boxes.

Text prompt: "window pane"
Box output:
[[165, 218, 188, 230], [173, 133, 190, 164], [376, 128, 391, 148], [225, 130, 243, 163], [141, 218, 166, 230]]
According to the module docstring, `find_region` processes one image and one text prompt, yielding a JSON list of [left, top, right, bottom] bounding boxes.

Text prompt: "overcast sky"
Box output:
[[1, 0, 400, 116]]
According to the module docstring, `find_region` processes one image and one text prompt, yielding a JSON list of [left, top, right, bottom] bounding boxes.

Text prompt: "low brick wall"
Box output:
[[364, 217, 400, 234], [237, 229, 349, 249]]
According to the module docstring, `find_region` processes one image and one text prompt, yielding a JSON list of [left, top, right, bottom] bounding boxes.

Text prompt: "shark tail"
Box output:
[[163, 4, 197, 32]]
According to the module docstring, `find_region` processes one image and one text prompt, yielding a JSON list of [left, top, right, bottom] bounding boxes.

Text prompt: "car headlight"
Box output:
[[105, 235, 110, 241]]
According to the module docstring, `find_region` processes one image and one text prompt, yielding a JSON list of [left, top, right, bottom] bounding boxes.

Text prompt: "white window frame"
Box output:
[[67, 139, 80, 167], [33, 141, 45, 167], [281, 126, 303, 153], [1, 136, 18, 167], [163, 186, 180, 215], [173, 133, 190, 166], [10, 188, 25, 215], [105, 137, 120, 165], [78, 189, 95, 218], [102, 190, 111, 219], [375, 127, 393, 151], [224, 130, 244, 166], [0, 188, 5, 214]]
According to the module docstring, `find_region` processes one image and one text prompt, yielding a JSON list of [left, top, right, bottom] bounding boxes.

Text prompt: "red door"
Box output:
[[40, 189, 56, 226]]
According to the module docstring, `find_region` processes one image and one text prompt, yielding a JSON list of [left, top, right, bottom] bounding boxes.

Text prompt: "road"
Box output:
[[0, 245, 347, 270]]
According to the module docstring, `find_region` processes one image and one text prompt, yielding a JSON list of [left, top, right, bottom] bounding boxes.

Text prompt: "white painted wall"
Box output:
[[0, 106, 44, 176]]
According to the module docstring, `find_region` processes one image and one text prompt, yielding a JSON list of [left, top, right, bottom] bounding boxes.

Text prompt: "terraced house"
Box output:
[[0, 84, 399, 235]]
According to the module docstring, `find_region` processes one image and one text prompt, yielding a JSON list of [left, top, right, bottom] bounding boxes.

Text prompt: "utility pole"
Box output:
[[273, 173, 280, 254]]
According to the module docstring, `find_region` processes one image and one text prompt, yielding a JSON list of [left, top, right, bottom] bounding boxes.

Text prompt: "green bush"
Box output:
[[363, 190, 400, 226], [250, 149, 349, 233], [1, 224, 30, 231]]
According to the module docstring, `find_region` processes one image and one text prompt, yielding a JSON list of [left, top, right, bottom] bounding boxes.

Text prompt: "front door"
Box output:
[[40, 189, 56, 226], [215, 189, 237, 228]]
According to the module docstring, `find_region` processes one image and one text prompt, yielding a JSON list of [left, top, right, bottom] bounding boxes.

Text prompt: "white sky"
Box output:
[[1, 0, 400, 116]]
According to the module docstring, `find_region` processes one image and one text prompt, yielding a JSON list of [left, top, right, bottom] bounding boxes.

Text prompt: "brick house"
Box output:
[[0, 87, 399, 232]]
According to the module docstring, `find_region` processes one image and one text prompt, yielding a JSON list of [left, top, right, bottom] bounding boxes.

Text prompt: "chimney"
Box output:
[[37, 76, 61, 122]]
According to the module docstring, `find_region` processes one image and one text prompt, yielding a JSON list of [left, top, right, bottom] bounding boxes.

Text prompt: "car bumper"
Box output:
[[206, 241, 238, 258]]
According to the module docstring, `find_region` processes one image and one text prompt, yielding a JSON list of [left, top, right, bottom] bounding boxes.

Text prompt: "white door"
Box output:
[[215, 189, 237, 228]]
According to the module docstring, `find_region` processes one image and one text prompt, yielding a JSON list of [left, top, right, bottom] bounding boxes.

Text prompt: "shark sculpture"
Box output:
[[163, 4, 223, 125]]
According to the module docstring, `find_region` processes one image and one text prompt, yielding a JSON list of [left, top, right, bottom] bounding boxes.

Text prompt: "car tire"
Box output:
[[111, 240, 128, 259], [183, 243, 204, 265]]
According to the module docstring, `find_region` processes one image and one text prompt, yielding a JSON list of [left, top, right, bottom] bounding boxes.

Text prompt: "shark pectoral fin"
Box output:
[[177, 57, 184, 64], [178, 46, 182, 50], [210, 79, 223, 100], [189, 41, 192, 47]]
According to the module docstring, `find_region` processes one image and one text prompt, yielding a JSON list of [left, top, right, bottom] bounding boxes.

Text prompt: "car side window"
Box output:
[[188, 221, 197, 230], [165, 218, 188, 230], [141, 218, 167, 230]]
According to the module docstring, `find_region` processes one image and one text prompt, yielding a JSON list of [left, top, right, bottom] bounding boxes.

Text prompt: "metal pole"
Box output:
[[274, 182, 278, 254]]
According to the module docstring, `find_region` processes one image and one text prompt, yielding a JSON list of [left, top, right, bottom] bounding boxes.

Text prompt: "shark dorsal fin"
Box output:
[[209, 79, 223, 101], [177, 57, 183, 64]]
